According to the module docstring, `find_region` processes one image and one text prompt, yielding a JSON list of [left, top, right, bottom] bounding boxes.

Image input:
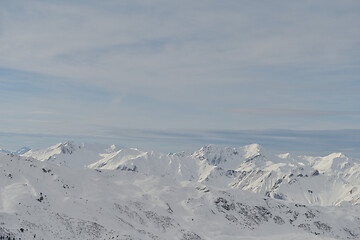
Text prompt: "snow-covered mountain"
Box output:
[[23, 142, 360, 206], [0, 147, 30, 155], [22, 141, 120, 168], [1, 151, 360, 240], [1, 141, 358, 239]]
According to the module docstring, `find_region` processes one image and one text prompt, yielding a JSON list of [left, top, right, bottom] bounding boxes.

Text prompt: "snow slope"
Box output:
[[1, 151, 360, 240]]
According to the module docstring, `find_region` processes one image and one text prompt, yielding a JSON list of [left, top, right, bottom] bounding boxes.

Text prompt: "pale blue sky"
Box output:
[[0, 1, 359, 154]]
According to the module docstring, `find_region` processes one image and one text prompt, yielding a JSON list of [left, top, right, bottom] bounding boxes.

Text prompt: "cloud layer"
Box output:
[[0, 0, 359, 146]]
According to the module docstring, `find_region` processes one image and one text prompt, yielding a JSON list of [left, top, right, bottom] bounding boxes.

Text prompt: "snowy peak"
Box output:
[[242, 143, 262, 159], [21, 141, 122, 168], [193, 143, 266, 168], [105, 144, 122, 153], [193, 144, 239, 166], [307, 152, 353, 172], [21, 142, 72, 162], [89, 147, 146, 170], [58, 141, 80, 155]]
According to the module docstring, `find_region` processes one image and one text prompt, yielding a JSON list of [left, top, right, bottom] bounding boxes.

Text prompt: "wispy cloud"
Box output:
[[0, 1, 359, 139], [28, 110, 58, 116], [1, 1, 359, 90], [229, 108, 360, 117]]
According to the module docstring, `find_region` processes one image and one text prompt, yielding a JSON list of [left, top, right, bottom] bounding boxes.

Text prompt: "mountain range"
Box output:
[[1, 141, 359, 239]]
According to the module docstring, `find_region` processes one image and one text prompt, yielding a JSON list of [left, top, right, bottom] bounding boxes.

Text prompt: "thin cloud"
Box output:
[[0, 1, 359, 90], [0, 1, 359, 135], [28, 110, 58, 116], [229, 108, 360, 117]]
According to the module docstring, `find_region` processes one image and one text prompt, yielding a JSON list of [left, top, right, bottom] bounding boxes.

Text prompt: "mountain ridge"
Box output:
[[19, 141, 360, 207]]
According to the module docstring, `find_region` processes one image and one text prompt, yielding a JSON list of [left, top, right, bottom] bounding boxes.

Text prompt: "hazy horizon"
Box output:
[[1, 128, 359, 158]]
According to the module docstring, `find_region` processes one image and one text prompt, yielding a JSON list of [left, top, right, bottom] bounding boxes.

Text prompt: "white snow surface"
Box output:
[[0, 142, 359, 239]]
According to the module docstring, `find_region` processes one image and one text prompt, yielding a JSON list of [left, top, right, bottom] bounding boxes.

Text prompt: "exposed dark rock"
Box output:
[[225, 214, 238, 222], [314, 221, 332, 232], [181, 232, 203, 240], [273, 193, 286, 200], [225, 170, 236, 177], [42, 168, 51, 173], [344, 228, 358, 238], [273, 216, 285, 225], [245, 154, 261, 163], [312, 170, 319, 176], [215, 198, 235, 211], [116, 165, 137, 172], [298, 223, 311, 232], [305, 210, 316, 219]]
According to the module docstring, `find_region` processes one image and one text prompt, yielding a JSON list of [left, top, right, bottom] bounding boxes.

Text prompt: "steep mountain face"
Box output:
[[1, 151, 360, 240], [22, 143, 360, 207]]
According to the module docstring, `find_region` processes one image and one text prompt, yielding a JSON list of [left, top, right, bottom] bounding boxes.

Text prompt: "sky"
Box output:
[[0, 0, 359, 155]]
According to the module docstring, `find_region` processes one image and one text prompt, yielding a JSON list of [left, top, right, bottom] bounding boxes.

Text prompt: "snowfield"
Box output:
[[1, 142, 360, 239]]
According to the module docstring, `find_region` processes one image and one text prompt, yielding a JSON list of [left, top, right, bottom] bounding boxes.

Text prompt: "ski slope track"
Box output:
[[0, 142, 359, 239]]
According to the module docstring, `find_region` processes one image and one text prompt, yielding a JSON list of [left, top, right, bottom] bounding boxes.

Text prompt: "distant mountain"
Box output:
[[0, 148, 10, 154], [21, 141, 120, 168], [22, 142, 360, 207], [0, 147, 30, 155], [13, 146, 31, 155]]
